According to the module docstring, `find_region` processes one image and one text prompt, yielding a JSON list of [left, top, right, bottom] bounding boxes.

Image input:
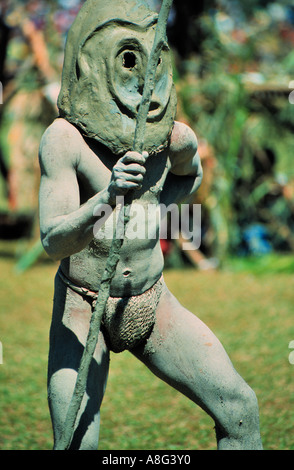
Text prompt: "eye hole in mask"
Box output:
[[123, 51, 137, 69], [122, 51, 161, 70]]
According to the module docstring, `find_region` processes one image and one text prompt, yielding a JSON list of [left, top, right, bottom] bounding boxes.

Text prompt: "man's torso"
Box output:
[[57, 119, 169, 296]]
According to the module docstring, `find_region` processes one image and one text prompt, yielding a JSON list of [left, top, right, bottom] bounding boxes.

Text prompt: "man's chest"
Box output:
[[76, 142, 170, 204]]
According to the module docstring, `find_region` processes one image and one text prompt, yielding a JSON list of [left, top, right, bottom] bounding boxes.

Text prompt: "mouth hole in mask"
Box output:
[[149, 101, 160, 112], [123, 51, 137, 69]]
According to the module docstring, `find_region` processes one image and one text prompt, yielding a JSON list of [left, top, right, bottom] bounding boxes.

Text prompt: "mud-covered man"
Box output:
[[39, 0, 263, 450]]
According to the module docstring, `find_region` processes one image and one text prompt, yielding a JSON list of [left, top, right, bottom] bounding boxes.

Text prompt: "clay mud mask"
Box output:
[[58, 0, 177, 155]]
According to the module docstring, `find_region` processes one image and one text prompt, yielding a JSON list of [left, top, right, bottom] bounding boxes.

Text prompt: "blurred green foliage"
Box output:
[[174, 5, 294, 260], [0, 1, 293, 264]]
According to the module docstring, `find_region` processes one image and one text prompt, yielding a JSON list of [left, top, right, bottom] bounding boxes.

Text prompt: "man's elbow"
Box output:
[[40, 231, 64, 262]]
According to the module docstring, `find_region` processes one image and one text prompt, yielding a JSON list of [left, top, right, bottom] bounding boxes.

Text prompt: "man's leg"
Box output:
[[48, 275, 110, 450], [132, 283, 263, 450]]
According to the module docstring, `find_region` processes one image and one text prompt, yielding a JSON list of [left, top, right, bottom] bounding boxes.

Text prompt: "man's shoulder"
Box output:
[[39, 118, 84, 167], [170, 121, 198, 155], [39, 118, 84, 170], [41, 118, 83, 147]]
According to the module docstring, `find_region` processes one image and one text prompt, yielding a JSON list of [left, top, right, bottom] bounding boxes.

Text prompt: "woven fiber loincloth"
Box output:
[[57, 269, 163, 353]]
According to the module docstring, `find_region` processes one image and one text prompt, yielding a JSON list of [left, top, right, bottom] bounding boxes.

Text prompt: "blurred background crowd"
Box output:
[[0, 0, 293, 271]]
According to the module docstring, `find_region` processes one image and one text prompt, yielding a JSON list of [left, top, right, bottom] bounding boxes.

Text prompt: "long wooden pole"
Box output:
[[55, 0, 173, 451]]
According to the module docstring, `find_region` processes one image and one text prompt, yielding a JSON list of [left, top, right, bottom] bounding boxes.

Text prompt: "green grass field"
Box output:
[[0, 242, 293, 450]]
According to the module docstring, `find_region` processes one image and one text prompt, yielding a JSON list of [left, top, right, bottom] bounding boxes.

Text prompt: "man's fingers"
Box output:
[[116, 172, 144, 185], [116, 179, 143, 190], [121, 151, 148, 165], [116, 163, 146, 175], [110, 151, 148, 197]]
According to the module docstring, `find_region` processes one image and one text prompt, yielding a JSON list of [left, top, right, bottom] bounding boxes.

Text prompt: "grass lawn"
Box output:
[[0, 242, 293, 450]]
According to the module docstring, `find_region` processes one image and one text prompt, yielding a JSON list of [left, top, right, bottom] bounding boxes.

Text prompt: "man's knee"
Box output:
[[218, 381, 260, 436], [214, 382, 262, 449], [242, 384, 259, 412], [237, 385, 260, 432]]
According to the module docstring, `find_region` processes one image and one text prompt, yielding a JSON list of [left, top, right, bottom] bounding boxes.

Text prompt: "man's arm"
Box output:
[[39, 121, 108, 260], [168, 121, 201, 176], [161, 121, 203, 205], [39, 120, 146, 261]]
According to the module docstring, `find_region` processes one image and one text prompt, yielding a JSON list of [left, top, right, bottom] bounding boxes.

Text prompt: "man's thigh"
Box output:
[[132, 281, 248, 420]]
